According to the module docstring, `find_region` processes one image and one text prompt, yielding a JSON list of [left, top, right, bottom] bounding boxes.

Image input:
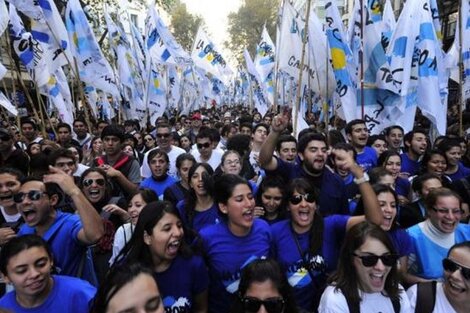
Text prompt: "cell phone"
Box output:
[[1, 220, 22, 233]]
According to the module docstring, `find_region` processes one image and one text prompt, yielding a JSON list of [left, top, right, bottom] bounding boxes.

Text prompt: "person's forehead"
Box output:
[[103, 135, 120, 140], [281, 141, 296, 148], [58, 127, 69, 132], [351, 123, 367, 130], [306, 140, 326, 148], [56, 156, 74, 163], [156, 126, 171, 133], [197, 137, 211, 142], [21, 180, 45, 191]]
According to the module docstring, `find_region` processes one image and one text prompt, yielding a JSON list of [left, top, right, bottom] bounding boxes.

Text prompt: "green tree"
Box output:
[[169, 0, 203, 51], [226, 0, 279, 63]]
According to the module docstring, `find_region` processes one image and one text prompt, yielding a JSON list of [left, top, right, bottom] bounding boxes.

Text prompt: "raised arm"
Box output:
[[44, 166, 104, 245], [259, 114, 289, 171]]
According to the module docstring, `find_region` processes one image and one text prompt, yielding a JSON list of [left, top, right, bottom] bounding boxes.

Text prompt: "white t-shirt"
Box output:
[[140, 145, 186, 179], [406, 282, 457, 313], [109, 223, 134, 265], [319, 285, 412, 313], [0, 206, 21, 223], [193, 148, 224, 171]]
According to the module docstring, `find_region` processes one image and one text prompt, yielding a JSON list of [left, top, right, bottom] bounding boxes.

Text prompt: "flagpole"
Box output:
[[459, 0, 464, 137], [0, 48, 20, 130], [293, 0, 312, 136], [273, 0, 286, 113], [359, 0, 365, 119]]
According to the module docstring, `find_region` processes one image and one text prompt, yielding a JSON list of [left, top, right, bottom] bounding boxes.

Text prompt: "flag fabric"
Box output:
[[191, 27, 233, 85], [147, 60, 168, 125], [0, 0, 7, 80], [244, 49, 269, 116], [254, 26, 276, 104], [0, 91, 18, 116], [167, 64, 181, 109], [65, 0, 120, 98], [130, 22, 147, 79], [325, 1, 357, 122], [145, 3, 192, 66], [105, 11, 145, 120], [462, 0, 470, 100], [382, 0, 396, 43]]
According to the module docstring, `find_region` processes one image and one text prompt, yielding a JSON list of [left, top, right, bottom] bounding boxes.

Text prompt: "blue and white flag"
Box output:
[[65, 0, 120, 98], [145, 2, 192, 66], [325, 1, 357, 122], [0, 91, 17, 116], [382, 0, 396, 44], [462, 0, 470, 101], [130, 22, 147, 79], [254, 26, 275, 104], [167, 64, 181, 109], [244, 49, 268, 116], [191, 27, 233, 85], [0, 0, 7, 79], [147, 60, 168, 125]]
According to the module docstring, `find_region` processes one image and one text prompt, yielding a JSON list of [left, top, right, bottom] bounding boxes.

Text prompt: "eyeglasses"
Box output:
[[197, 142, 211, 149], [144, 137, 154, 142], [353, 253, 399, 267], [432, 207, 464, 216], [289, 193, 315, 205], [56, 161, 75, 168], [83, 178, 106, 187], [241, 297, 285, 313], [442, 258, 470, 280], [13, 190, 47, 203], [156, 133, 170, 139]]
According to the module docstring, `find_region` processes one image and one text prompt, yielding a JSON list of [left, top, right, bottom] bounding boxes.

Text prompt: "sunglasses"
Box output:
[[13, 190, 47, 203], [432, 207, 464, 216], [353, 253, 399, 267], [289, 193, 315, 205], [197, 142, 211, 149], [156, 133, 170, 139], [144, 137, 154, 142], [443, 258, 470, 280], [83, 178, 106, 187], [241, 297, 285, 313]]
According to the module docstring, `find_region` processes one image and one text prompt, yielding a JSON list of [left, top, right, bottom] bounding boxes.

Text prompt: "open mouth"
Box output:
[[21, 209, 37, 223], [242, 209, 254, 221], [448, 280, 466, 293], [369, 273, 385, 289], [167, 240, 181, 256], [0, 194, 13, 201], [297, 210, 311, 223]]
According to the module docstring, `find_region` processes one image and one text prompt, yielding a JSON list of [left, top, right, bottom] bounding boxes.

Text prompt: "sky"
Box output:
[[180, 0, 242, 63]]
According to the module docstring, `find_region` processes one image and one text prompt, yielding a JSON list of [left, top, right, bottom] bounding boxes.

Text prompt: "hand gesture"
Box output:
[[43, 166, 81, 197], [271, 115, 289, 133], [102, 204, 130, 221], [253, 206, 265, 218], [100, 164, 121, 178], [0, 227, 16, 245]]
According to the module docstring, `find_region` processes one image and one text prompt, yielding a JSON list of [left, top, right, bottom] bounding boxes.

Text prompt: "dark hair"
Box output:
[[448, 241, 470, 257], [354, 184, 399, 229], [183, 163, 214, 230], [20, 176, 63, 204], [327, 129, 346, 147], [147, 149, 170, 165], [377, 150, 401, 168], [420, 149, 447, 174], [214, 174, 251, 206], [329, 222, 400, 307], [437, 138, 461, 154], [403, 128, 427, 151], [48, 148, 77, 167], [368, 168, 393, 185], [175, 153, 196, 169], [239, 122, 253, 132], [195, 127, 213, 142], [90, 262, 157, 313], [276, 134, 297, 152], [287, 179, 323, 256], [332, 142, 357, 159], [256, 176, 288, 220], [101, 125, 125, 142], [367, 134, 387, 147], [128, 188, 159, 205], [221, 150, 241, 165], [298, 133, 327, 154], [0, 167, 24, 181], [156, 122, 171, 133], [114, 201, 190, 267], [252, 123, 269, 135], [226, 134, 251, 157], [345, 119, 366, 135], [73, 118, 87, 127], [79, 167, 112, 204], [411, 173, 442, 194], [231, 258, 299, 313], [65, 143, 83, 163], [424, 187, 461, 212], [56, 122, 72, 132], [20, 118, 37, 130], [0, 235, 53, 275], [384, 125, 404, 136]]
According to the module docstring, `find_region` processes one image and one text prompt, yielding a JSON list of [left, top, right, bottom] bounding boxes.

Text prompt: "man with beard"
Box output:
[[259, 115, 356, 216], [345, 119, 377, 172], [401, 128, 428, 178], [73, 118, 92, 150]]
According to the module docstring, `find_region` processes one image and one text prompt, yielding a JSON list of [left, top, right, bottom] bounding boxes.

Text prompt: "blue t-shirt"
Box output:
[[176, 200, 220, 233], [356, 146, 377, 172], [387, 228, 413, 258], [395, 177, 411, 197], [18, 211, 97, 286], [400, 153, 420, 177], [274, 157, 349, 216], [447, 162, 470, 181], [407, 223, 470, 279], [0, 275, 96, 313], [199, 219, 272, 313], [270, 216, 349, 311], [140, 175, 177, 199], [155, 254, 209, 312]]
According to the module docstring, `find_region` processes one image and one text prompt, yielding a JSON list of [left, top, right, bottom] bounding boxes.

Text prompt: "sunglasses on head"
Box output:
[[289, 193, 315, 205], [13, 190, 47, 203], [443, 258, 470, 280], [83, 178, 106, 187], [353, 253, 399, 267], [242, 297, 285, 313], [156, 133, 170, 139], [197, 142, 211, 149]]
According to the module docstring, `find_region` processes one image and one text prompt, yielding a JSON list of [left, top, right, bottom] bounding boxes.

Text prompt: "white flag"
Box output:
[[147, 61, 168, 125], [462, 0, 470, 100], [191, 27, 233, 85], [244, 49, 268, 116], [0, 0, 8, 35], [0, 91, 17, 116], [254, 26, 275, 104]]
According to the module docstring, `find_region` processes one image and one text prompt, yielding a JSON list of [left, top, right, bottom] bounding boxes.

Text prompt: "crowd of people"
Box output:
[[0, 105, 469, 313]]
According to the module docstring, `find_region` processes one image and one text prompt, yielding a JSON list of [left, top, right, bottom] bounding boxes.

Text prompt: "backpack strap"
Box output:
[[415, 281, 437, 313], [341, 288, 401, 313], [391, 296, 401, 313]]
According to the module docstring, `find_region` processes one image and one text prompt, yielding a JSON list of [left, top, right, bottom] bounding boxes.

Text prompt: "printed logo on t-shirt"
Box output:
[[287, 254, 326, 288], [162, 296, 190, 312], [222, 255, 260, 294]]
